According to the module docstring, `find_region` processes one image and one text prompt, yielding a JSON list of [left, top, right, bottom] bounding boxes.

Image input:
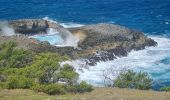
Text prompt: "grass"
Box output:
[[0, 88, 170, 100]]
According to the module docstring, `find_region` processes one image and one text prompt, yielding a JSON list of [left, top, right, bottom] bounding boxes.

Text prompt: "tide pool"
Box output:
[[31, 34, 64, 45], [2, 0, 170, 90]]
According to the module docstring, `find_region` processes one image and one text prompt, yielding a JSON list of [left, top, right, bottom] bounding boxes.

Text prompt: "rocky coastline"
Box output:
[[0, 19, 157, 65]]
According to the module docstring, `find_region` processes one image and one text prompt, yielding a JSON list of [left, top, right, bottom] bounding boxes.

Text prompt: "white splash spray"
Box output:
[[61, 36, 170, 87], [42, 17, 81, 48], [0, 22, 15, 36]]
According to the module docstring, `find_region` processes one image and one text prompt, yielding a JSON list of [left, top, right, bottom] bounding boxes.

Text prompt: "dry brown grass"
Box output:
[[0, 87, 170, 100]]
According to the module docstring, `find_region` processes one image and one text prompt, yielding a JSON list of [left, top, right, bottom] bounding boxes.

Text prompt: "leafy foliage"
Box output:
[[0, 41, 94, 95], [5, 76, 34, 89], [54, 64, 79, 85], [0, 41, 33, 68], [75, 81, 93, 93], [0, 74, 6, 82], [32, 84, 65, 95], [160, 86, 170, 91], [65, 81, 93, 93], [114, 70, 152, 90], [28, 52, 68, 83]]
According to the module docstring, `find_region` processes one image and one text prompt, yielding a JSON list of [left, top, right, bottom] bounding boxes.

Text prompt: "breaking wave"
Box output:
[[32, 18, 170, 89], [31, 17, 84, 47], [1, 17, 170, 89], [61, 36, 170, 89]]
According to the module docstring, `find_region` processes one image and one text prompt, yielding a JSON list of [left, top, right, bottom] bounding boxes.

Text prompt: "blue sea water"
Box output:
[[0, 0, 170, 35], [30, 34, 63, 45], [0, 0, 170, 90]]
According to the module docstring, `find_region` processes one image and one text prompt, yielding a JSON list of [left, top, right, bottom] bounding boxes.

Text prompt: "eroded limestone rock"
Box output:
[[0, 20, 157, 65]]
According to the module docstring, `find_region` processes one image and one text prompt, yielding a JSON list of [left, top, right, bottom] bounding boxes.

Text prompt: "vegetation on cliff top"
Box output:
[[114, 70, 152, 90], [0, 41, 169, 97], [160, 86, 170, 92], [0, 41, 93, 95]]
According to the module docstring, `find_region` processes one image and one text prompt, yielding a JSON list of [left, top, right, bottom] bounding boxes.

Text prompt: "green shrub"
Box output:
[[65, 85, 77, 93], [75, 81, 93, 93], [114, 70, 152, 90], [0, 42, 90, 95], [44, 84, 65, 95], [0, 82, 6, 89], [54, 64, 78, 85], [24, 52, 70, 84], [31, 84, 46, 92], [0, 74, 6, 82], [5, 76, 34, 89], [32, 84, 65, 95], [0, 41, 33, 68], [160, 86, 170, 91]]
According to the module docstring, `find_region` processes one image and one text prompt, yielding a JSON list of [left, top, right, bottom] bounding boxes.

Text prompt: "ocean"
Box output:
[[0, 0, 170, 90]]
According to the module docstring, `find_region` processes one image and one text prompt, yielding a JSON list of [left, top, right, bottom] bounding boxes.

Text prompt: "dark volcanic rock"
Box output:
[[68, 23, 157, 65], [1, 20, 158, 66], [8, 19, 66, 35], [8, 19, 78, 47]]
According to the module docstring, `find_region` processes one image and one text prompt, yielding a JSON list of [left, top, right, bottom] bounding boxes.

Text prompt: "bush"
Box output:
[[44, 84, 65, 95], [160, 86, 170, 91], [5, 76, 34, 89], [0, 82, 6, 89], [0, 74, 6, 82], [75, 81, 93, 93], [114, 70, 152, 90], [54, 64, 78, 85], [25, 52, 70, 84], [31, 84, 46, 92], [0, 42, 94, 95], [0, 41, 33, 68], [32, 84, 65, 95], [65, 85, 77, 93]]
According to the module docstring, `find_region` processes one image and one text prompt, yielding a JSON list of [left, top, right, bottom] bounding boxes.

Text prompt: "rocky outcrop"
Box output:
[[1, 19, 157, 65], [8, 19, 61, 35], [69, 23, 156, 50], [8, 19, 79, 47], [68, 23, 157, 65]]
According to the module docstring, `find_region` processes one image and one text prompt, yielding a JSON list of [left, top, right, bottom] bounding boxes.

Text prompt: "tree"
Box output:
[[0, 41, 33, 68], [24, 52, 69, 84], [6, 76, 34, 89], [75, 81, 93, 93], [102, 67, 127, 87], [54, 64, 78, 85], [160, 86, 170, 92], [114, 70, 152, 90], [0, 42, 94, 94]]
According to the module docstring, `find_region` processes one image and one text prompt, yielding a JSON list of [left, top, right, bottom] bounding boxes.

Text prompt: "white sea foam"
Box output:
[[43, 17, 84, 28], [34, 18, 170, 86], [46, 28, 59, 35], [62, 36, 170, 86], [60, 23, 84, 28], [41, 17, 84, 48], [43, 17, 58, 24], [0, 22, 15, 36], [165, 22, 169, 25]]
